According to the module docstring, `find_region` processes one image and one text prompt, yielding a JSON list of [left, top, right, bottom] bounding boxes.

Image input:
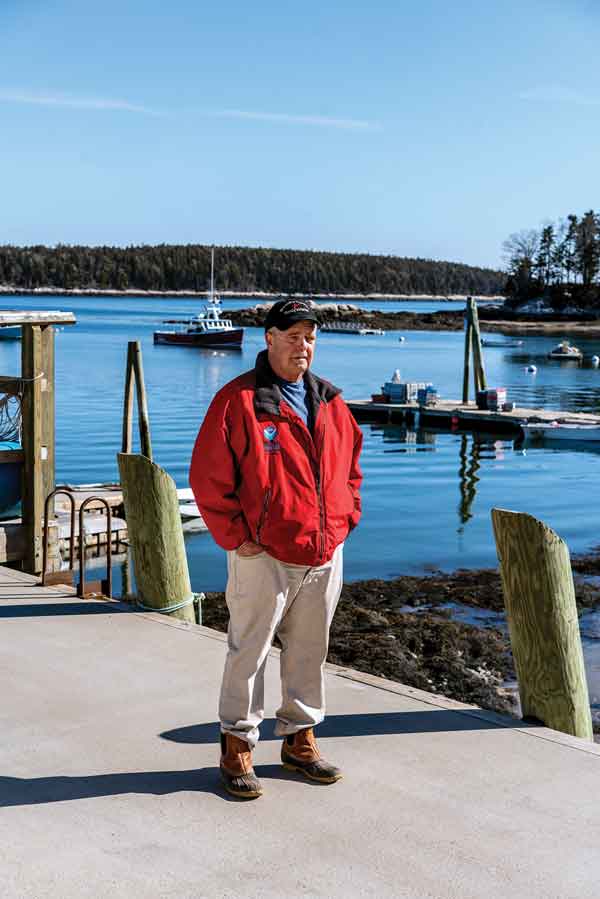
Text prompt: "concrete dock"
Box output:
[[2, 564, 600, 898]]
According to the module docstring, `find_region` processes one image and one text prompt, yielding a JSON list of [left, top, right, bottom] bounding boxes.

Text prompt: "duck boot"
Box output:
[[220, 733, 263, 799], [281, 727, 342, 784]]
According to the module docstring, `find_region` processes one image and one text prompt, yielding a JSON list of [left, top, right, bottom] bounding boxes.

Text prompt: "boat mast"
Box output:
[[210, 247, 215, 303]]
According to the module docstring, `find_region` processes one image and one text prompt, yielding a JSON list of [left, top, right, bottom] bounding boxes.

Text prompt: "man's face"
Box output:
[[266, 320, 317, 381]]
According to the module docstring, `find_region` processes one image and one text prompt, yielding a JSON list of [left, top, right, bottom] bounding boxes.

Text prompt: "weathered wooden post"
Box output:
[[19, 312, 76, 574], [467, 297, 486, 396], [122, 340, 152, 460], [491, 508, 593, 740], [462, 302, 472, 403], [118, 453, 197, 622]]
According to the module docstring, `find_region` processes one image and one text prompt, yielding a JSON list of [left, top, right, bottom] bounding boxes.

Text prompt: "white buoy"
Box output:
[[398, 336, 405, 343], [591, 355, 599, 367], [526, 365, 537, 373]]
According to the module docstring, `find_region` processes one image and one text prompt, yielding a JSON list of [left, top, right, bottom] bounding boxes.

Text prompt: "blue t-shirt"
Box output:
[[276, 376, 313, 432]]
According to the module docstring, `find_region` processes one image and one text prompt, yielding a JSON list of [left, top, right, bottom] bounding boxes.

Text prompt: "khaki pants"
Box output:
[[219, 544, 343, 749]]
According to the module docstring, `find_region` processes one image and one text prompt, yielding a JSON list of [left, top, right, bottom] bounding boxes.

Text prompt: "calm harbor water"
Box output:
[[3, 295, 600, 596]]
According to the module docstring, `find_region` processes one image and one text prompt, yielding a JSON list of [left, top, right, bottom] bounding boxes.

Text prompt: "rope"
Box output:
[[135, 592, 205, 614], [0, 371, 45, 383]]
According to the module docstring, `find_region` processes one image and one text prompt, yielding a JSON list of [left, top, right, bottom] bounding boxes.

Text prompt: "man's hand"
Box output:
[[236, 540, 264, 557]]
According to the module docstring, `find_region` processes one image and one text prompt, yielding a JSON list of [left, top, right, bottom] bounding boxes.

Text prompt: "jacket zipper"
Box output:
[[255, 488, 271, 544]]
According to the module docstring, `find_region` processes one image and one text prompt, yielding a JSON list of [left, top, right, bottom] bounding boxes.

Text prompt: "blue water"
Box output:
[[3, 294, 600, 594]]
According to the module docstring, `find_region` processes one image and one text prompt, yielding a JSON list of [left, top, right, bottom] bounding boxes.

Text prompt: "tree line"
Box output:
[[503, 211, 600, 308], [0, 244, 504, 296]]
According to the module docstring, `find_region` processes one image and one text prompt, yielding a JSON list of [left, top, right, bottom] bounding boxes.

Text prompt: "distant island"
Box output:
[[0, 243, 504, 298]]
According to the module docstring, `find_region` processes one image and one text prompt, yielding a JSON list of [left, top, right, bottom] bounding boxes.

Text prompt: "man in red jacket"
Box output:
[[190, 299, 363, 799]]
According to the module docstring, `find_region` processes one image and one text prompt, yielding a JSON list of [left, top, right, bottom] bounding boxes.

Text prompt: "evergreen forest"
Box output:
[[0, 244, 504, 297], [504, 210, 600, 308]]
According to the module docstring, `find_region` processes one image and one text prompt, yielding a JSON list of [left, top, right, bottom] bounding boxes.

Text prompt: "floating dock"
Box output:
[[347, 398, 600, 435]]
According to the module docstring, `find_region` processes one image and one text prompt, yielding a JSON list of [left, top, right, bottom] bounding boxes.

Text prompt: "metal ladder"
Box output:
[[41, 488, 113, 598]]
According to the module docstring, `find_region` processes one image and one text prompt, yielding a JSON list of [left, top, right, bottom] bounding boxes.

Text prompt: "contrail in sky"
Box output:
[[212, 109, 380, 130], [0, 89, 162, 115], [0, 89, 379, 130]]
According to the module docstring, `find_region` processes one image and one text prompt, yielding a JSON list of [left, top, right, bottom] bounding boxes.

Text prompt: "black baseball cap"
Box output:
[[264, 299, 318, 332]]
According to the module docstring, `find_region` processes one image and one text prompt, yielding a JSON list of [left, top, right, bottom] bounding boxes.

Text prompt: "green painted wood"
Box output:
[[491, 508, 593, 740], [118, 452, 194, 622]]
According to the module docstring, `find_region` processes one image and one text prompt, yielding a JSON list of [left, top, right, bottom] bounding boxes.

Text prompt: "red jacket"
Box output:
[[189, 350, 363, 566]]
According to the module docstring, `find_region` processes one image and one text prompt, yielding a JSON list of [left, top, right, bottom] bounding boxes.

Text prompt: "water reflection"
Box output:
[[371, 425, 516, 536], [371, 424, 436, 453], [458, 434, 481, 528]]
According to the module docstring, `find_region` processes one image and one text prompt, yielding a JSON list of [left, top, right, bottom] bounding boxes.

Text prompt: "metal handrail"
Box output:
[[78, 496, 112, 599], [42, 489, 76, 586]]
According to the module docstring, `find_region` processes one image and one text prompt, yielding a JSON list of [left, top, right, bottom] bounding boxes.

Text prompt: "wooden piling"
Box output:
[[122, 340, 152, 460], [462, 310, 472, 404], [463, 297, 487, 402], [132, 342, 152, 460], [118, 453, 195, 622], [122, 342, 135, 454], [470, 300, 487, 392], [491, 508, 593, 740]]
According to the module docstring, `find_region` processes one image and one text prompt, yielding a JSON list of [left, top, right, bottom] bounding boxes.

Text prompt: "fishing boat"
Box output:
[[153, 249, 243, 349], [519, 421, 600, 444], [481, 339, 523, 348], [547, 341, 582, 361]]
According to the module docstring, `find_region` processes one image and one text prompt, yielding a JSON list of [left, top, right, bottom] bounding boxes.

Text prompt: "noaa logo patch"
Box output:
[[263, 425, 278, 442]]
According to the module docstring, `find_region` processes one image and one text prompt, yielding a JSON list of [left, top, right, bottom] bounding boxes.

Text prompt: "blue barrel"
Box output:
[[0, 441, 22, 518]]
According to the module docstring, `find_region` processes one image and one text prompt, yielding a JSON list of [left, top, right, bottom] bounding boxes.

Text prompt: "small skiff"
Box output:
[[547, 341, 583, 361], [519, 422, 600, 444]]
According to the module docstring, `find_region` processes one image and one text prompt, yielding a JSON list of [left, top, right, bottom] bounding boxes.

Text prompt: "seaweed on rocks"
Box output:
[[200, 555, 600, 721], [200, 572, 517, 717]]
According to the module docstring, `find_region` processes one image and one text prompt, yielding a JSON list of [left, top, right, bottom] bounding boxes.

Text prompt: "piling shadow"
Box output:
[[161, 709, 538, 745], [0, 767, 235, 808]]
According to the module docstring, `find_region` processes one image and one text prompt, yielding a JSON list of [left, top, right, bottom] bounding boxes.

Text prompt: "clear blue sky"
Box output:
[[1, 0, 598, 268]]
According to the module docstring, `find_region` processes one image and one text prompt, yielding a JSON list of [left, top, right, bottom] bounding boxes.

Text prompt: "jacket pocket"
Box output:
[[255, 488, 271, 544]]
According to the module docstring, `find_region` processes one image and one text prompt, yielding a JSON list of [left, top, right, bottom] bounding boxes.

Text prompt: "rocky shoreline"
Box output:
[[200, 552, 600, 724], [227, 303, 600, 334], [228, 304, 469, 332]]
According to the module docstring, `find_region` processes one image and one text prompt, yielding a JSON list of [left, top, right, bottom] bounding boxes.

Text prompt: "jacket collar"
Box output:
[[253, 349, 341, 420]]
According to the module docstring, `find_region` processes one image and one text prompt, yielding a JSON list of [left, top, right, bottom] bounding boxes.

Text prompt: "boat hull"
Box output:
[[153, 328, 244, 349], [520, 424, 600, 444]]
